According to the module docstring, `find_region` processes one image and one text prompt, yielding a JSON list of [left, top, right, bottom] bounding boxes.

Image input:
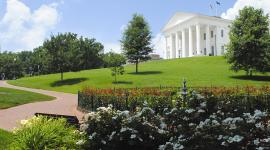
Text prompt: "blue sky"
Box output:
[[1, 0, 269, 57]]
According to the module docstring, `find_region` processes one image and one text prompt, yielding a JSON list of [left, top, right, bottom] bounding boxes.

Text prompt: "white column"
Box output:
[[175, 32, 179, 58], [170, 35, 173, 58], [165, 36, 168, 59], [216, 26, 221, 56], [205, 25, 210, 56], [196, 24, 201, 56], [189, 26, 193, 57], [181, 29, 186, 57]]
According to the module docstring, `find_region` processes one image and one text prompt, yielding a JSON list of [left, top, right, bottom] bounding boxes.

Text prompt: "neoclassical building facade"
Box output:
[[162, 12, 232, 59]]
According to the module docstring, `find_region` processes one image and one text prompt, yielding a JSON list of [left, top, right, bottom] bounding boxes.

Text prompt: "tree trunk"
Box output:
[[135, 62, 138, 73], [61, 71, 63, 81], [249, 69, 253, 77]]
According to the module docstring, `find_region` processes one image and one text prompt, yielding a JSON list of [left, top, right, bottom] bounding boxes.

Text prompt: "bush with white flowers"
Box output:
[[81, 93, 270, 150]]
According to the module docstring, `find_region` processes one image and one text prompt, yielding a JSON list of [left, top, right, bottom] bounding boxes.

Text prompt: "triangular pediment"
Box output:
[[162, 12, 197, 32]]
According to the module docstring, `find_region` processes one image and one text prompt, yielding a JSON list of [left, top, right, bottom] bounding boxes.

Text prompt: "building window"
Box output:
[[204, 33, 206, 40], [211, 31, 214, 38], [221, 29, 224, 38]]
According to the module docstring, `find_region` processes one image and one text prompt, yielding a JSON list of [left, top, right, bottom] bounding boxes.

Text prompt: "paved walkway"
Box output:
[[0, 81, 84, 131]]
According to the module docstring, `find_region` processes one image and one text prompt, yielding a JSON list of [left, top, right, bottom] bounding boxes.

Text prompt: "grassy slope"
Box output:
[[0, 129, 13, 149], [9, 56, 270, 94], [0, 87, 55, 109]]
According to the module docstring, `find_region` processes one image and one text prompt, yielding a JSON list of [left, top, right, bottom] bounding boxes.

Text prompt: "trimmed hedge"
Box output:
[[78, 86, 270, 113], [78, 88, 176, 113]]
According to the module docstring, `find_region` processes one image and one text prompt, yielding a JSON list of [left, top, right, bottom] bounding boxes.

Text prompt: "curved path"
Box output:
[[0, 81, 84, 131]]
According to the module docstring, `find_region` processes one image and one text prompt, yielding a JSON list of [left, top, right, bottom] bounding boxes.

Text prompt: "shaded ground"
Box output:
[[0, 81, 84, 131], [50, 77, 88, 87], [230, 75, 270, 82]]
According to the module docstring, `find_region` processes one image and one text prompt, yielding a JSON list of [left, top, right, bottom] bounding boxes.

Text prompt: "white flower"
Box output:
[[198, 109, 205, 113], [255, 122, 265, 129], [256, 147, 264, 150], [130, 134, 136, 139], [20, 119, 28, 125], [109, 131, 116, 141], [218, 135, 223, 140], [253, 138, 260, 145], [76, 140, 85, 145], [89, 132, 97, 140], [227, 135, 244, 143], [101, 140, 106, 144], [185, 108, 195, 114], [200, 102, 207, 107]]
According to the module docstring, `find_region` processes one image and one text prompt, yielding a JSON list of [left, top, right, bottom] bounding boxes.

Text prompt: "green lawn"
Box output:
[[0, 87, 55, 109], [8, 56, 270, 94], [0, 129, 13, 149]]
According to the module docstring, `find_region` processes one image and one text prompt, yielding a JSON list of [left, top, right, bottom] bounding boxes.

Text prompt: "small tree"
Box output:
[[104, 52, 126, 83], [226, 6, 270, 76], [121, 14, 153, 73]]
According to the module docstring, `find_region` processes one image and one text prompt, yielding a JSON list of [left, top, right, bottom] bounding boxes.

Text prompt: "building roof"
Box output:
[[162, 12, 232, 32]]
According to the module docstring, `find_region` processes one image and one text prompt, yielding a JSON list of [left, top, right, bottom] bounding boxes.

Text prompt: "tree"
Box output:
[[104, 52, 126, 83], [74, 36, 104, 71], [121, 14, 153, 73], [0, 52, 23, 79], [226, 6, 270, 76], [43, 33, 78, 80]]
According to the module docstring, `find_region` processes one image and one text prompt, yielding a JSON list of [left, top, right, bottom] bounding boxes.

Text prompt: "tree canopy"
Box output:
[[226, 6, 270, 76], [121, 14, 153, 73]]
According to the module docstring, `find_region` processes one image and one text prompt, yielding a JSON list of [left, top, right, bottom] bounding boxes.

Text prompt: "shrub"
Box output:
[[78, 86, 270, 114], [80, 105, 169, 150], [78, 87, 175, 113], [11, 116, 83, 150], [81, 93, 270, 150]]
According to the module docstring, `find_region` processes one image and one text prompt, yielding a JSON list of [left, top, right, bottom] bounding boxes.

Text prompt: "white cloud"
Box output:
[[221, 0, 270, 20], [0, 0, 61, 51]]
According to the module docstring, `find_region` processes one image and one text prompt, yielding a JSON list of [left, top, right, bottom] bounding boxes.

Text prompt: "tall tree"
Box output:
[[75, 37, 104, 70], [226, 6, 270, 76], [43, 32, 77, 81], [121, 14, 153, 73]]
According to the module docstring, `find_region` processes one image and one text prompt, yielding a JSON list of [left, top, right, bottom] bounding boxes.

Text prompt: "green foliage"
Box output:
[[0, 51, 24, 79], [226, 6, 270, 76], [121, 14, 153, 73], [0, 87, 54, 109], [43, 32, 78, 81], [103, 52, 126, 83], [0, 32, 104, 80], [11, 116, 83, 150], [0, 129, 13, 149], [43, 32, 104, 81]]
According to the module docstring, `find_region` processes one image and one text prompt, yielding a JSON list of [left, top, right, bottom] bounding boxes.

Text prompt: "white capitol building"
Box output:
[[162, 12, 232, 59]]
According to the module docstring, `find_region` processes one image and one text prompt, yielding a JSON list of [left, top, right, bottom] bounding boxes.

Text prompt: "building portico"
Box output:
[[163, 12, 231, 59]]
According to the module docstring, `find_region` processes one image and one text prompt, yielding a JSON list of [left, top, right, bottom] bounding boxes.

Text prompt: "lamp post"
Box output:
[[182, 79, 188, 105], [13, 57, 17, 80]]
